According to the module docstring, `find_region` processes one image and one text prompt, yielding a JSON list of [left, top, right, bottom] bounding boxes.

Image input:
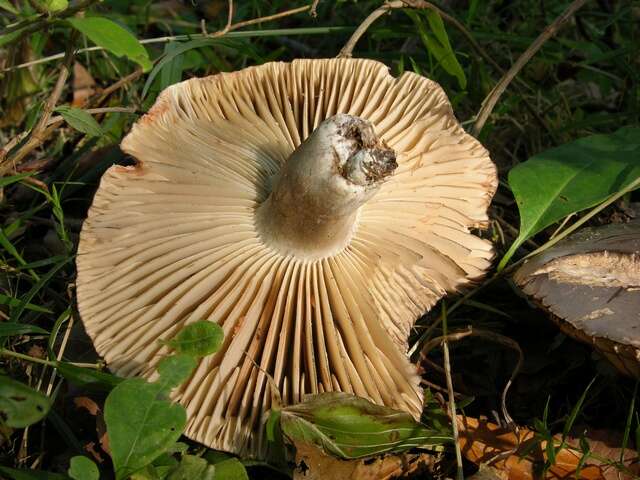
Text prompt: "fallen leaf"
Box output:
[[293, 442, 436, 480], [74, 396, 100, 416], [458, 416, 639, 480], [84, 441, 104, 463], [72, 62, 96, 107]]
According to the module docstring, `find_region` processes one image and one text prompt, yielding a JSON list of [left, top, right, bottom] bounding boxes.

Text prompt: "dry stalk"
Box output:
[[310, 0, 321, 17], [440, 303, 464, 480], [0, 43, 75, 175], [472, 0, 589, 135], [338, 0, 556, 137], [419, 326, 523, 426]]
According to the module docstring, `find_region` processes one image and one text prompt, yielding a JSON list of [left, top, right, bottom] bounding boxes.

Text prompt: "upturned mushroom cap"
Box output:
[[76, 58, 497, 457], [514, 222, 640, 377]]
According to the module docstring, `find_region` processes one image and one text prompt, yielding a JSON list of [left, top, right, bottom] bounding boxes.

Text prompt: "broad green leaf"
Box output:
[[67, 17, 152, 72], [56, 362, 123, 392], [68, 456, 99, 480], [0, 323, 49, 337], [0, 0, 18, 14], [0, 375, 51, 428], [105, 378, 186, 479], [280, 392, 452, 459], [166, 320, 224, 357], [55, 106, 103, 137], [0, 466, 68, 480], [156, 354, 197, 390], [407, 10, 467, 89], [500, 126, 640, 269]]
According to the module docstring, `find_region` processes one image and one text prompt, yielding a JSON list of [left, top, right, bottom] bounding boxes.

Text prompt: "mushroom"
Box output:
[[76, 58, 497, 457], [514, 222, 640, 377]]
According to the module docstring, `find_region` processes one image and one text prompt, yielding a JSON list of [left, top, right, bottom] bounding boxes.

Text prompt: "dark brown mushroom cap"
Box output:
[[76, 58, 497, 457], [514, 222, 640, 377]]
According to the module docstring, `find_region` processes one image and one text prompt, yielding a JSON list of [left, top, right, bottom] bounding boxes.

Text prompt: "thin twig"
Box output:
[[440, 303, 464, 480], [472, 0, 589, 136], [201, 0, 234, 37], [310, 0, 321, 17], [0, 348, 100, 369], [220, 4, 310, 33], [338, 0, 401, 58], [2, 8, 315, 73], [337, 0, 557, 137], [0, 42, 75, 175], [93, 68, 143, 104]]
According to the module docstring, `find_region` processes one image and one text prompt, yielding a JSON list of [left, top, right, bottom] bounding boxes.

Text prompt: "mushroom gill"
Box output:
[[76, 58, 497, 458]]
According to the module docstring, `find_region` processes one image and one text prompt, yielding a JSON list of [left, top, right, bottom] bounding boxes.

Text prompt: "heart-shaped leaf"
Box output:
[[500, 126, 640, 269], [0, 376, 51, 428]]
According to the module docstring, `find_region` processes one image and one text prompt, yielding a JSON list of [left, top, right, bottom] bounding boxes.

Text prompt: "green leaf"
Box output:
[[407, 10, 467, 89], [67, 17, 152, 72], [159, 42, 185, 91], [68, 456, 99, 480], [167, 455, 215, 480], [40, 0, 68, 12], [56, 362, 124, 392], [166, 455, 247, 480], [0, 375, 51, 428], [0, 29, 23, 48], [0, 0, 19, 14], [0, 323, 49, 337], [0, 293, 52, 314], [280, 392, 452, 459], [156, 354, 197, 390], [54, 106, 103, 137], [209, 458, 248, 480], [105, 377, 187, 479], [142, 39, 216, 99], [166, 320, 224, 358], [0, 172, 36, 188], [0, 466, 68, 480], [500, 126, 640, 269]]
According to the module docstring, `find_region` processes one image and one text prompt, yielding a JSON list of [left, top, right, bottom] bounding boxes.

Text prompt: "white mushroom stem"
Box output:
[[256, 114, 397, 259]]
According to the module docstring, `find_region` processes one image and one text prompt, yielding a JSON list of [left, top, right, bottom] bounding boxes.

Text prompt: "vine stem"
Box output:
[[0, 348, 100, 369]]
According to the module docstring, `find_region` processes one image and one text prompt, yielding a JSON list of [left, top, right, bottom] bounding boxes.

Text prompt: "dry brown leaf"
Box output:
[[96, 412, 110, 457], [84, 441, 104, 463], [72, 62, 96, 107], [292, 443, 436, 480], [73, 396, 100, 416], [458, 416, 639, 480]]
